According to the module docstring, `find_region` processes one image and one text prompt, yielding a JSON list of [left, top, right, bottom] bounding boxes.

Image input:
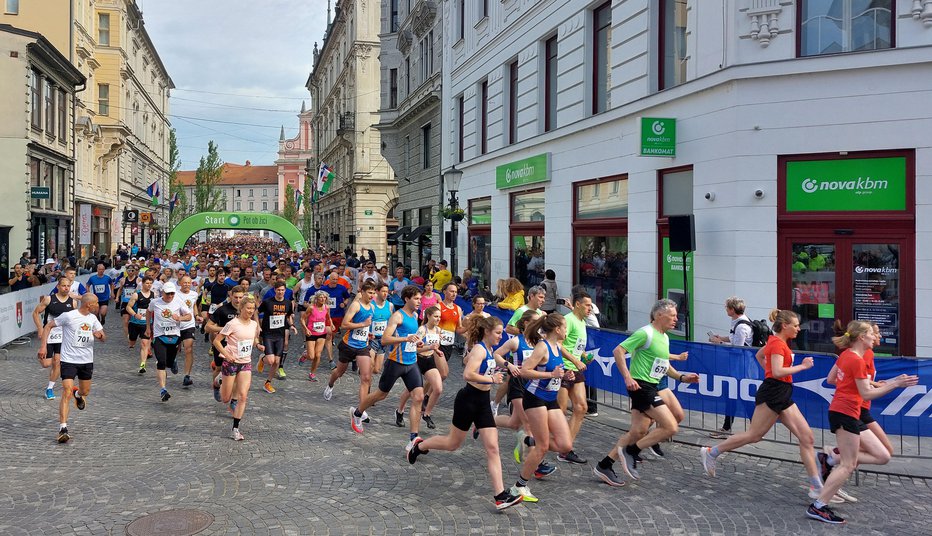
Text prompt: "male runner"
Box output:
[[116, 264, 141, 337], [146, 282, 192, 402], [556, 293, 593, 464], [325, 280, 376, 408], [33, 278, 76, 399], [206, 285, 245, 402], [126, 276, 154, 373], [176, 276, 200, 387], [257, 281, 296, 393], [370, 282, 394, 376]]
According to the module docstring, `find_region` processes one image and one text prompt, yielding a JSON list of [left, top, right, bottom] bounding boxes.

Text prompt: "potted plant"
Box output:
[[441, 206, 465, 221]]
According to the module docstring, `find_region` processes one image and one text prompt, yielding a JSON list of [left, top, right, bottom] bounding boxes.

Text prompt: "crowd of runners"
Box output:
[[27, 236, 918, 522]]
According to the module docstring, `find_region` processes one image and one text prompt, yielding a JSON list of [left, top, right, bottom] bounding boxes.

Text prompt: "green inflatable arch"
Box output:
[[166, 212, 306, 253]]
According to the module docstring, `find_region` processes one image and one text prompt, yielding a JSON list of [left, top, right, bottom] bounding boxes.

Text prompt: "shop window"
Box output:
[[659, 0, 687, 90], [45, 81, 55, 136], [592, 1, 611, 114], [511, 189, 545, 287], [574, 177, 628, 330], [799, 0, 893, 57], [468, 197, 491, 290]]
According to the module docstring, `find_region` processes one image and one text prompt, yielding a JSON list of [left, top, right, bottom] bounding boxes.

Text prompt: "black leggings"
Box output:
[[153, 337, 179, 371]]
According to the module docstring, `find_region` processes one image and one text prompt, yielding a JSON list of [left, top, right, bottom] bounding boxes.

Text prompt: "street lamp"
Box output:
[[443, 165, 463, 275]]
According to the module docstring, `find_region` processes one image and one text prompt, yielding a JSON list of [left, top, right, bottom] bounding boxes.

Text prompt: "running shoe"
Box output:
[[586, 410, 599, 417], [212, 384, 221, 402], [160, 389, 171, 402], [806, 503, 845, 524], [308, 372, 318, 382], [808, 486, 845, 504], [592, 464, 626, 487], [138, 363, 146, 374], [299, 353, 308, 364], [73, 388, 86, 410], [263, 381, 276, 394], [362, 411, 370, 424], [323, 385, 333, 400], [700, 447, 716, 477], [278, 367, 286, 379], [232, 428, 245, 441], [57, 427, 70, 443], [424, 414, 436, 429], [618, 446, 640, 480], [835, 488, 858, 503], [557, 450, 586, 464], [45, 388, 55, 400], [406, 436, 425, 464], [647, 443, 665, 458], [491, 402, 500, 416], [818, 451, 834, 484], [533, 463, 556, 480], [257, 358, 265, 373], [513, 484, 538, 503], [709, 427, 733, 439], [514, 430, 527, 464], [170, 360, 179, 375], [395, 410, 405, 427], [350, 407, 364, 434], [182, 375, 193, 387], [495, 489, 524, 510]]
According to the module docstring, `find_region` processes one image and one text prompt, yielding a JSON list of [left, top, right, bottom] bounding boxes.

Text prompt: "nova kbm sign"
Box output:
[[640, 117, 676, 157], [786, 156, 907, 212], [496, 153, 551, 190]]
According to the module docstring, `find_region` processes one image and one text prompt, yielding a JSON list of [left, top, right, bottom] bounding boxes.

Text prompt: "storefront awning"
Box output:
[[401, 225, 430, 243], [388, 226, 410, 243]]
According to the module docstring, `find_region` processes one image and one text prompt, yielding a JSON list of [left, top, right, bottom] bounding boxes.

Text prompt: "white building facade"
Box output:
[[441, 0, 932, 356]]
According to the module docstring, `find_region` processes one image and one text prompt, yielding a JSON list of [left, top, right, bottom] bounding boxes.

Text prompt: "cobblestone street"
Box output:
[[1, 322, 930, 535]]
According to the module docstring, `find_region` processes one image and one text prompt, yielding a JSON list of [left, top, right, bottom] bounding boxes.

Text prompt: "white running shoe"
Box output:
[[232, 428, 244, 441], [323, 385, 333, 400], [808, 486, 845, 504], [699, 447, 716, 477], [835, 488, 858, 503]]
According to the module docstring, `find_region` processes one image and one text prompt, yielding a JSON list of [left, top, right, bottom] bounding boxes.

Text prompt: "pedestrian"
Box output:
[[708, 296, 753, 437]]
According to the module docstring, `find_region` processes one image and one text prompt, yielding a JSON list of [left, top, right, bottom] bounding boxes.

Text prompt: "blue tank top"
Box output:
[[342, 302, 374, 349], [524, 340, 562, 401], [475, 342, 496, 377], [513, 334, 533, 367], [371, 301, 392, 340], [389, 309, 419, 365]]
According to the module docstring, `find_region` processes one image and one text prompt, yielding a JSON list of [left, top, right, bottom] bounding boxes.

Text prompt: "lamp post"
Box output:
[[443, 165, 463, 276]]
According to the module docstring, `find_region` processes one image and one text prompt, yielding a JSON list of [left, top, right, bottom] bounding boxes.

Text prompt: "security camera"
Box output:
[[704, 192, 715, 201], [754, 189, 764, 199]]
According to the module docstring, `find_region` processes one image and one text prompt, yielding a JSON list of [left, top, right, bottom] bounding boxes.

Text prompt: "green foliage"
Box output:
[[194, 140, 224, 214], [168, 129, 189, 228], [282, 184, 299, 225]]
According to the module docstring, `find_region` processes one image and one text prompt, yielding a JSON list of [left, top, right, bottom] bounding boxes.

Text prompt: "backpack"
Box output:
[[733, 318, 772, 347]]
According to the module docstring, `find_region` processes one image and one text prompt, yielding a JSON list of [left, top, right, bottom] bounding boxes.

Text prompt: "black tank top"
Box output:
[[135, 291, 152, 311], [44, 294, 74, 324]]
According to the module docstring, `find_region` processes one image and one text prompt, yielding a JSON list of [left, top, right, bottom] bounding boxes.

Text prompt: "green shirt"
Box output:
[[507, 305, 542, 327], [285, 276, 299, 288], [561, 312, 588, 371], [620, 325, 670, 384]]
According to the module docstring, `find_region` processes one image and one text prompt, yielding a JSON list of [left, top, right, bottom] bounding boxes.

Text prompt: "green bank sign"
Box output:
[[786, 157, 907, 212], [640, 117, 676, 157], [496, 153, 550, 190]]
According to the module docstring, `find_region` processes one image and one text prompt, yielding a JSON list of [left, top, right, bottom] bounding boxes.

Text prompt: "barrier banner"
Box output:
[[0, 275, 92, 348]]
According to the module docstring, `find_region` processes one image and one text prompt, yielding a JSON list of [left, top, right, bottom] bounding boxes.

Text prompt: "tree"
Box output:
[[301, 163, 315, 243], [167, 129, 189, 229], [194, 140, 224, 213], [282, 184, 299, 225]]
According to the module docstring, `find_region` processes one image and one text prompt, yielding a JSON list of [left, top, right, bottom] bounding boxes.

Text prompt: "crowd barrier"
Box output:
[[0, 275, 92, 348], [466, 301, 932, 438]]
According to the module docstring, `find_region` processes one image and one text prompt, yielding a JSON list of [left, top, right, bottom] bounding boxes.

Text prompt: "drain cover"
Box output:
[[126, 509, 214, 536]]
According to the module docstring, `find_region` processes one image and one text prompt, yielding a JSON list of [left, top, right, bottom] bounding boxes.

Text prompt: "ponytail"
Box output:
[[832, 320, 871, 349], [768, 308, 797, 333], [466, 315, 502, 346], [524, 312, 564, 346]]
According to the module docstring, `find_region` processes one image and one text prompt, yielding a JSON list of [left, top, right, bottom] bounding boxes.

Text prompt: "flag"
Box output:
[[169, 191, 179, 213], [317, 163, 334, 197], [294, 187, 303, 207], [146, 181, 160, 207]]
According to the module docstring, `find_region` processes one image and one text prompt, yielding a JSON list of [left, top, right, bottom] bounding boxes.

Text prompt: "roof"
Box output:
[[176, 162, 278, 187], [0, 24, 86, 86]]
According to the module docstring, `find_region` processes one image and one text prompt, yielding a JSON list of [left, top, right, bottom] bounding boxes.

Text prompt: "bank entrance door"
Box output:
[[781, 234, 913, 356]]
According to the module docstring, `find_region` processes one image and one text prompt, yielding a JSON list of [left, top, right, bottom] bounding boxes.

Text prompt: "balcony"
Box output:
[[337, 112, 355, 135]]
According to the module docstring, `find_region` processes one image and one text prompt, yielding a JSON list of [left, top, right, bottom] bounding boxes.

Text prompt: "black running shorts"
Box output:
[[378, 359, 422, 393], [451, 384, 495, 431], [755, 378, 795, 413], [829, 410, 868, 435]]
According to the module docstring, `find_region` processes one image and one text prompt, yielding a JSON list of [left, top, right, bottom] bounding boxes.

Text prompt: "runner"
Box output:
[[388, 266, 410, 308], [504, 286, 544, 336], [556, 293, 592, 465], [61, 266, 87, 299], [512, 313, 575, 501], [176, 276, 200, 387], [300, 290, 332, 382], [116, 264, 140, 337], [206, 286, 246, 402], [493, 309, 540, 462], [257, 281, 297, 394], [596, 299, 699, 484], [146, 281, 192, 402], [37, 294, 105, 443], [807, 320, 918, 524], [126, 276, 154, 373], [357, 261, 382, 288], [32, 278, 77, 399], [213, 293, 263, 441], [351, 285, 425, 443], [419, 280, 440, 318], [406, 315, 524, 511], [369, 282, 393, 375], [322, 272, 351, 367], [324, 281, 376, 412], [397, 306, 445, 429], [437, 283, 463, 376], [86, 263, 114, 326], [699, 308, 825, 504]]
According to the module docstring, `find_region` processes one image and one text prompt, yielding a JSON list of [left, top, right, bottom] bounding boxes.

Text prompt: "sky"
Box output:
[[141, 0, 331, 170]]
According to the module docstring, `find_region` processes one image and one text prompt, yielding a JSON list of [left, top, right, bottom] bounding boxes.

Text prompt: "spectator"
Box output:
[[430, 260, 452, 289], [541, 269, 559, 313], [8, 264, 36, 291], [18, 251, 29, 267], [460, 269, 478, 299], [496, 278, 525, 311], [708, 296, 753, 436], [411, 268, 425, 287]]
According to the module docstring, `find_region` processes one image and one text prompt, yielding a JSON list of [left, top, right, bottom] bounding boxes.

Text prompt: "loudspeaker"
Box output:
[[348, 234, 355, 244], [331, 233, 340, 242], [668, 214, 695, 252], [444, 230, 452, 245]]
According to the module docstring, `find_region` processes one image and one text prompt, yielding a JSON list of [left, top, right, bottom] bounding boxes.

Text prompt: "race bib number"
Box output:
[[48, 326, 63, 344], [209, 304, 219, 314], [327, 297, 337, 309], [372, 321, 387, 336], [160, 320, 180, 337], [351, 327, 369, 342], [123, 288, 134, 299], [94, 284, 107, 294], [520, 349, 533, 364], [312, 321, 325, 333], [574, 337, 587, 355], [136, 308, 147, 318], [649, 358, 670, 380], [270, 314, 285, 329], [403, 341, 418, 353], [74, 327, 93, 347], [237, 339, 253, 358], [440, 329, 455, 346], [546, 377, 562, 391]]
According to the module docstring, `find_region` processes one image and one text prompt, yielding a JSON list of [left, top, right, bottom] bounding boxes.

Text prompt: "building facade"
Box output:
[[307, 1, 396, 261], [441, 0, 932, 356], [376, 0, 442, 272], [1, 0, 173, 258], [177, 162, 280, 215], [275, 102, 315, 216], [0, 24, 84, 275]]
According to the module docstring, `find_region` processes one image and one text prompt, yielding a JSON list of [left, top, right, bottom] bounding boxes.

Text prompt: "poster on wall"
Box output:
[[79, 204, 92, 245], [852, 244, 900, 354], [661, 236, 693, 340]]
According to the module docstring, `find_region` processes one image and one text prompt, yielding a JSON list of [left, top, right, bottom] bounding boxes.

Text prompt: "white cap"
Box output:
[[162, 282, 178, 294], [44, 258, 55, 265]]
